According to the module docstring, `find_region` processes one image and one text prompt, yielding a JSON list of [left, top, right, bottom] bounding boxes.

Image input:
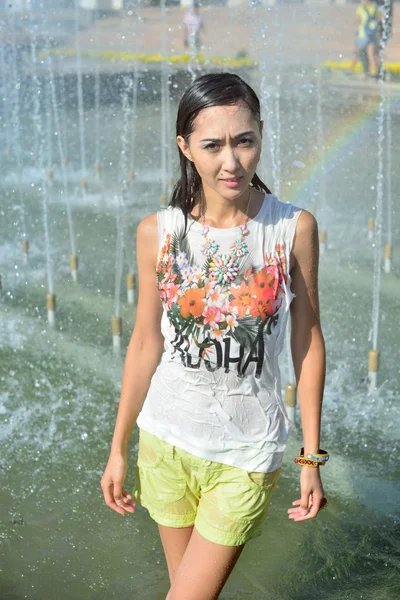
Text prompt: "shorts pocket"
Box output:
[[137, 458, 188, 506], [246, 467, 281, 490], [137, 432, 166, 469]]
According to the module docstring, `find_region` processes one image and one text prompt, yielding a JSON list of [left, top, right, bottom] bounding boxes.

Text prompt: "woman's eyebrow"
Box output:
[[199, 131, 256, 143]]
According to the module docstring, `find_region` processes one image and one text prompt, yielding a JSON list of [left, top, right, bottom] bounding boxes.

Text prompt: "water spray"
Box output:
[[384, 72, 393, 274], [47, 50, 78, 282], [368, 0, 391, 392], [112, 68, 133, 350], [30, 9, 56, 326], [74, 0, 88, 195], [45, 80, 54, 188], [94, 8, 101, 181], [160, 0, 169, 207], [9, 11, 28, 257]]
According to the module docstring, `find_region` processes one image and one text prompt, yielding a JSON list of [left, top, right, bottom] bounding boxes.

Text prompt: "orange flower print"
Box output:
[[159, 233, 171, 263], [243, 266, 253, 281], [225, 313, 238, 332], [274, 243, 287, 276], [229, 280, 252, 318], [156, 233, 173, 279], [178, 287, 206, 319], [204, 281, 216, 295], [249, 293, 276, 322], [200, 345, 214, 359], [209, 286, 221, 304], [210, 326, 224, 341], [248, 267, 277, 301]]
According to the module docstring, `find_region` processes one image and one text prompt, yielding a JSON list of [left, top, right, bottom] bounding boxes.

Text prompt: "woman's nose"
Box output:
[[221, 147, 241, 171]]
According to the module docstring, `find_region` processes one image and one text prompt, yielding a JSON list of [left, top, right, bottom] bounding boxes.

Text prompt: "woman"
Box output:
[[101, 73, 328, 599]]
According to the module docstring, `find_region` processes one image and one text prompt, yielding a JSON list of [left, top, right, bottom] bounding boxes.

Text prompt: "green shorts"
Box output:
[[132, 428, 281, 547]]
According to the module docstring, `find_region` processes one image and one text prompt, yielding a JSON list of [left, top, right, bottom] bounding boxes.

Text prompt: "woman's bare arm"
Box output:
[[109, 212, 164, 457], [289, 210, 326, 457]]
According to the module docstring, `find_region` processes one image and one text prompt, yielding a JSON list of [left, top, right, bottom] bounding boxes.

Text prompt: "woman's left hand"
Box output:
[[287, 467, 328, 522]]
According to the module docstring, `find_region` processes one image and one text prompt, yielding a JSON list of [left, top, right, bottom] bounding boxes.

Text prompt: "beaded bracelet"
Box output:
[[294, 448, 329, 468], [294, 456, 321, 468], [299, 448, 329, 463]]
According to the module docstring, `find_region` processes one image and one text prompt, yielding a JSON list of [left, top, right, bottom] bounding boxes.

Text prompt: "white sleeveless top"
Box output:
[[136, 192, 303, 473]]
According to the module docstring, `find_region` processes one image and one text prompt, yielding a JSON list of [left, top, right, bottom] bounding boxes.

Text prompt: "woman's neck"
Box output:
[[190, 187, 265, 229]]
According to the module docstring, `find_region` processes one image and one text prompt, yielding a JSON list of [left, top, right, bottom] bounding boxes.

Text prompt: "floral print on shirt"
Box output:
[[156, 229, 288, 360]]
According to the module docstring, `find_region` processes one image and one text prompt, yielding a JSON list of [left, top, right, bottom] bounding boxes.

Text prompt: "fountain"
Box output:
[[47, 52, 78, 282], [0, 2, 399, 598], [384, 72, 393, 274], [9, 10, 28, 260], [74, 0, 88, 194]]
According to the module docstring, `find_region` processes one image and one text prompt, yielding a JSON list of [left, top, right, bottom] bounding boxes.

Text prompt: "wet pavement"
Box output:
[[69, 4, 400, 67]]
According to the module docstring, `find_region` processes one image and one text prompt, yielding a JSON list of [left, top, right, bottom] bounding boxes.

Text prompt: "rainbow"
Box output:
[[282, 95, 382, 207]]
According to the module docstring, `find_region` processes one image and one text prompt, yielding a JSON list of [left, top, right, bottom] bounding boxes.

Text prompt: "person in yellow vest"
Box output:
[[351, 0, 382, 78]]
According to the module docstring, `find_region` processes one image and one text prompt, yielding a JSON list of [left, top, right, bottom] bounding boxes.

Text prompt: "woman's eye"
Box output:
[[239, 138, 253, 146], [204, 139, 253, 151]]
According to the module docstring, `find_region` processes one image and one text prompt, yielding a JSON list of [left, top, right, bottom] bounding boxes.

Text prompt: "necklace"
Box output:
[[200, 187, 252, 285]]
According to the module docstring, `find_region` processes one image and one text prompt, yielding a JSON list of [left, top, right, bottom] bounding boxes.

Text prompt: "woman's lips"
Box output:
[[221, 177, 243, 187]]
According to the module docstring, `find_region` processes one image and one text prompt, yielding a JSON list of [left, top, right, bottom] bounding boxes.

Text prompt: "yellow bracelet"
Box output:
[[294, 456, 322, 468], [299, 447, 329, 463]]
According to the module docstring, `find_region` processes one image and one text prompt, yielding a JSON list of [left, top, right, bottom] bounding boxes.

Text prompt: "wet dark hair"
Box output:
[[170, 72, 272, 229]]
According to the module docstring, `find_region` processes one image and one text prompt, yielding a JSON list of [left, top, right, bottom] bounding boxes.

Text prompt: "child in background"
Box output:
[[183, 1, 205, 53]]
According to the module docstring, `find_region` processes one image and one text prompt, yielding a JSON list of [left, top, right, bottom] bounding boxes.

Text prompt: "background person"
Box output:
[[351, 0, 381, 78], [183, 1, 205, 53]]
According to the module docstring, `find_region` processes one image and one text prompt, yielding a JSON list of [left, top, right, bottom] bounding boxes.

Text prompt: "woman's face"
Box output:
[[177, 102, 263, 198]]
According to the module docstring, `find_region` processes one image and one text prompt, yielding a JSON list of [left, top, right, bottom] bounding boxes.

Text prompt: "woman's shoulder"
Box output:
[[137, 211, 158, 235], [137, 207, 187, 252], [294, 209, 318, 236], [136, 214, 159, 257], [138, 206, 183, 228], [156, 204, 186, 230], [263, 193, 303, 221], [290, 210, 318, 261]]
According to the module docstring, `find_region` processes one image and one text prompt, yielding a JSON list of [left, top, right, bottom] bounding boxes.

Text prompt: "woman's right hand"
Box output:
[[100, 453, 136, 516]]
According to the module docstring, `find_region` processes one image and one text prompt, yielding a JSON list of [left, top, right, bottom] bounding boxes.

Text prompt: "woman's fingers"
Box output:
[[291, 502, 319, 521], [288, 496, 328, 521], [122, 488, 135, 504], [101, 479, 116, 508], [101, 480, 136, 516], [319, 497, 328, 508], [115, 489, 136, 513], [103, 489, 126, 515]]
